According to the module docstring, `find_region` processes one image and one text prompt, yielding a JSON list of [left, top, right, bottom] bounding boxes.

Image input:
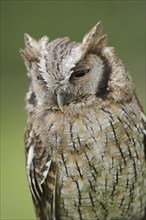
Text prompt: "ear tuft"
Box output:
[[20, 33, 40, 62], [82, 21, 107, 54], [38, 36, 49, 50], [24, 33, 38, 48], [20, 34, 49, 62], [92, 34, 108, 53], [82, 21, 102, 45]]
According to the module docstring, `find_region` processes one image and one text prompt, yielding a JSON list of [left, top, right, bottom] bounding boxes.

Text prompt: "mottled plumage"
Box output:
[[20, 22, 146, 220]]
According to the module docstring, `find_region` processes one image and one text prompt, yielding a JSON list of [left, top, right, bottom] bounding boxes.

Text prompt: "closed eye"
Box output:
[[71, 69, 90, 78], [36, 75, 44, 80]]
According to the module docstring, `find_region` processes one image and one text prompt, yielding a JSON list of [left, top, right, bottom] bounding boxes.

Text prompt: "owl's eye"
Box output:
[[71, 69, 90, 78], [37, 75, 44, 80]]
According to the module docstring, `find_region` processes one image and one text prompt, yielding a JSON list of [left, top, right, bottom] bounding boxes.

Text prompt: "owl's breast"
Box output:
[[35, 103, 146, 219]]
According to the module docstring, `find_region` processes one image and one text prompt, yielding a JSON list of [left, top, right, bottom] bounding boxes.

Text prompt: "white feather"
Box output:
[[27, 145, 34, 174], [41, 160, 52, 184]]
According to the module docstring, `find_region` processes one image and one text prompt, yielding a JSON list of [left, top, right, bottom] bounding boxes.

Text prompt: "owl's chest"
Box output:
[[37, 107, 146, 219], [41, 107, 145, 173], [43, 106, 111, 148], [42, 106, 145, 183]]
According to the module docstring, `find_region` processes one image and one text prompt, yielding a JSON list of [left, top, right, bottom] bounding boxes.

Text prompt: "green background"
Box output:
[[1, 1, 145, 219]]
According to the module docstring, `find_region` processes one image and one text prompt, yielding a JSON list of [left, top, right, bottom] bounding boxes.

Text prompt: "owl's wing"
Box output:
[[141, 111, 146, 161], [143, 122, 146, 220], [141, 111, 146, 219], [24, 124, 57, 220]]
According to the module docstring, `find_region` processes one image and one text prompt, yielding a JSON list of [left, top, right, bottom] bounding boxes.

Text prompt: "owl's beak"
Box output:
[[57, 93, 64, 112]]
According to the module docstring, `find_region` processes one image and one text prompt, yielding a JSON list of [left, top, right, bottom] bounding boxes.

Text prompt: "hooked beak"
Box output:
[[57, 93, 64, 112]]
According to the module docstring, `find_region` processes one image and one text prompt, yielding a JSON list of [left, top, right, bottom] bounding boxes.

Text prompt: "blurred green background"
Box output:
[[1, 1, 145, 219]]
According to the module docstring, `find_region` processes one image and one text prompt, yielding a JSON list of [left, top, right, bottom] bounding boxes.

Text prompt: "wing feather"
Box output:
[[25, 125, 57, 220]]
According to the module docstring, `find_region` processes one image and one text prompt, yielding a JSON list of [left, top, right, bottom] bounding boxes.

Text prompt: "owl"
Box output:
[[20, 21, 146, 220]]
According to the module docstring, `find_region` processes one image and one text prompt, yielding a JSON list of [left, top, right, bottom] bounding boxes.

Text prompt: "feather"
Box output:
[[25, 126, 57, 220]]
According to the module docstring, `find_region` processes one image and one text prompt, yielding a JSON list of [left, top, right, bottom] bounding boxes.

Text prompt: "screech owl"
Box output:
[[20, 22, 146, 220]]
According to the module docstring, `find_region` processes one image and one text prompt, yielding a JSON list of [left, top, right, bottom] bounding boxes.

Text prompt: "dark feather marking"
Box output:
[[89, 192, 95, 207], [117, 116, 132, 130], [117, 118, 140, 179], [74, 180, 83, 220], [61, 152, 69, 177], [88, 178, 96, 193], [70, 124, 76, 150], [77, 136, 81, 146], [143, 134, 146, 161], [111, 183, 116, 197], [132, 138, 139, 160], [75, 161, 83, 179], [84, 151, 98, 176], [28, 92, 36, 106], [56, 40, 71, 72], [119, 197, 125, 208], [109, 120, 127, 165], [89, 193, 98, 217], [127, 183, 134, 210], [99, 202, 108, 212], [96, 54, 111, 98], [30, 165, 50, 220]]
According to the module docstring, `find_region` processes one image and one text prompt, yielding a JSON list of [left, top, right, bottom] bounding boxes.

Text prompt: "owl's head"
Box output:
[[20, 21, 134, 112]]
